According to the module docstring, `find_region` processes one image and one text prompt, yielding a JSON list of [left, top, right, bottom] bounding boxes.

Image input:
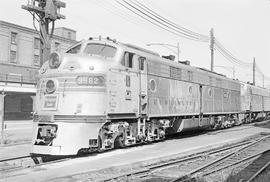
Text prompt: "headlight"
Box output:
[[46, 80, 56, 93], [49, 52, 61, 69]]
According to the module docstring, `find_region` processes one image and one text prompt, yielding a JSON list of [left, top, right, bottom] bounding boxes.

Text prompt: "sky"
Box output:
[[1, 0, 270, 87]]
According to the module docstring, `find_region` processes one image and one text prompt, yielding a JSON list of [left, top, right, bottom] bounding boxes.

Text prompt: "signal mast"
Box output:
[[22, 0, 66, 65]]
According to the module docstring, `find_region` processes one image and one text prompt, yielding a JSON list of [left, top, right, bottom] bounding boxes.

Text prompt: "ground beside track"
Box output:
[[2, 122, 270, 182], [0, 120, 32, 145]]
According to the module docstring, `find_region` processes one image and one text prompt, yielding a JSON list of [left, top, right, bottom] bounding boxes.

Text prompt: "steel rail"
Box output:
[[246, 151, 270, 182], [0, 155, 31, 163], [171, 135, 270, 182], [103, 135, 268, 182]]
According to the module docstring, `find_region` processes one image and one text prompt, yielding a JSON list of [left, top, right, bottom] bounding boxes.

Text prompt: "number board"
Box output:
[[43, 95, 59, 110]]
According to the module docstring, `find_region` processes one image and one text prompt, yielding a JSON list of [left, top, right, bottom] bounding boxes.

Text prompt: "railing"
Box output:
[[0, 73, 37, 85]]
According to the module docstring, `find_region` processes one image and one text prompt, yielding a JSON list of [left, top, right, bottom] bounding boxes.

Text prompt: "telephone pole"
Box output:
[[0, 91, 5, 146], [253, 57, 256, 85], [210, 28, 214, 71], [22, 0, 66, 65]]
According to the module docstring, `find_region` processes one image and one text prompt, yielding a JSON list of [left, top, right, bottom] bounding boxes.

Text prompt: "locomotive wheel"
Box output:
[[114, 135, 125, 148]]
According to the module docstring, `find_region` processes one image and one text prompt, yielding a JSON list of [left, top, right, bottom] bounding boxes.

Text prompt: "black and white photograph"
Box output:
[[1, 0, 270, 181]]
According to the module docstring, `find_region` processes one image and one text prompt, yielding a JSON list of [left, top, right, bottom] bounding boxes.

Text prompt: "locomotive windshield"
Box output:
[[83, 43, 117, 58], [66, 44, 81, 54]]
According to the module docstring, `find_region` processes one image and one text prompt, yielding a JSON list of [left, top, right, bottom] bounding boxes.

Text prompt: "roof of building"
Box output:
[[0, 20, 77, 43]]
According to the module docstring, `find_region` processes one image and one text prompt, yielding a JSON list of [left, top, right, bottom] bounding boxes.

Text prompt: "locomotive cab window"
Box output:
[[84, 43, 117, 58], [66, 44, 81, 54], [138, 56, 145, 71], [122, 52, 134, 68]]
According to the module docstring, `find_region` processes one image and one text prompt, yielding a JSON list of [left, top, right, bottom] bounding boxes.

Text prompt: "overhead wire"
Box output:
[[114, 0, 209, 42], [90, 0, 152, 32], [129, 0, 209, 42], [91, 0, 270, 84], [214, 39, 252, 68]]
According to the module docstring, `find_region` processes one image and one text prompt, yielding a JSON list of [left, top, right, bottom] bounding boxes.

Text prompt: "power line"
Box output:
[[129, 0, 209, 41], [93, 0, 270, 84], [115, 0, 209, 42], [214, 39, 252, 68]]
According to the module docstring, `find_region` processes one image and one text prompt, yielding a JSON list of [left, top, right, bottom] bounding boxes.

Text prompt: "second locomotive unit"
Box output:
[[31, 37, 270, 157]]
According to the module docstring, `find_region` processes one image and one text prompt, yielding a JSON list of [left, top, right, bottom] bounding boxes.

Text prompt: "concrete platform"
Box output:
[[0, 143, 31, 160], [1, 124, 270, 182], [0, 120, 32, 146]]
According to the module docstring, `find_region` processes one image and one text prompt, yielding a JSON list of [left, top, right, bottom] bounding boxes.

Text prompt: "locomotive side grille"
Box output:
[[54, 115, 106, 123], [34, 115, 106, 123]]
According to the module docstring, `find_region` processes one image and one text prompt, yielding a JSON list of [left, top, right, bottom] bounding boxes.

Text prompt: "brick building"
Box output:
[[0, 20, 77, 119]]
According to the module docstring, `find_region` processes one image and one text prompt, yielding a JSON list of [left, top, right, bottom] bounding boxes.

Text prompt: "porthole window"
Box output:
[[188, 86, 192, 94], [208, 88, 212, 97], [150, 79, 156, 92]]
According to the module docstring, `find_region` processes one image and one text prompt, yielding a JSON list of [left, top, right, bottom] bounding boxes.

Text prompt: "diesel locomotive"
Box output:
[[31, 37, 270, 158]]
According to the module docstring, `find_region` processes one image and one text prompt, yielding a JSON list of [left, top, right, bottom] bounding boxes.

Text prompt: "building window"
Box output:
[[34, 38, 40, 49], [55, 42, 60, 51], [10, 50, 17, 63], [187, 71, 193, 81], [68, 32, 71, 39], [11, 32, 17, 44], [34, 55, 40, 65]]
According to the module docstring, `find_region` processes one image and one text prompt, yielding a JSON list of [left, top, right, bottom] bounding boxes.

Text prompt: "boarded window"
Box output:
[[34, 38, 40, 49], [170, 66, 182, 80], [34, 55, 40, 65], [10, 50, 17, 63], [11, 32, 17, 44]]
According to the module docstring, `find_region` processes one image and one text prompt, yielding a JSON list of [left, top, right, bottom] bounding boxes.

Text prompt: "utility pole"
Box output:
[[0, 91, 5, 146], [210, 28, 214, 72], [253, 57, 256, 85], [22, 0, 66, 65], [177, 42, 180, 62]]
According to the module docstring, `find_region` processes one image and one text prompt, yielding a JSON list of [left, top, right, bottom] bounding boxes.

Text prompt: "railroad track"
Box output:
[[0, 155, 34, 173], [232, 150, 270, 182], [100, 133, 270, 182], [170, 134, 270, 182], [0, 154, 73, 178]]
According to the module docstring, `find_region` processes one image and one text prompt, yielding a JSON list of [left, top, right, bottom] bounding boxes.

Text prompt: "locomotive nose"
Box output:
[[60, 54, 109, 73]]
